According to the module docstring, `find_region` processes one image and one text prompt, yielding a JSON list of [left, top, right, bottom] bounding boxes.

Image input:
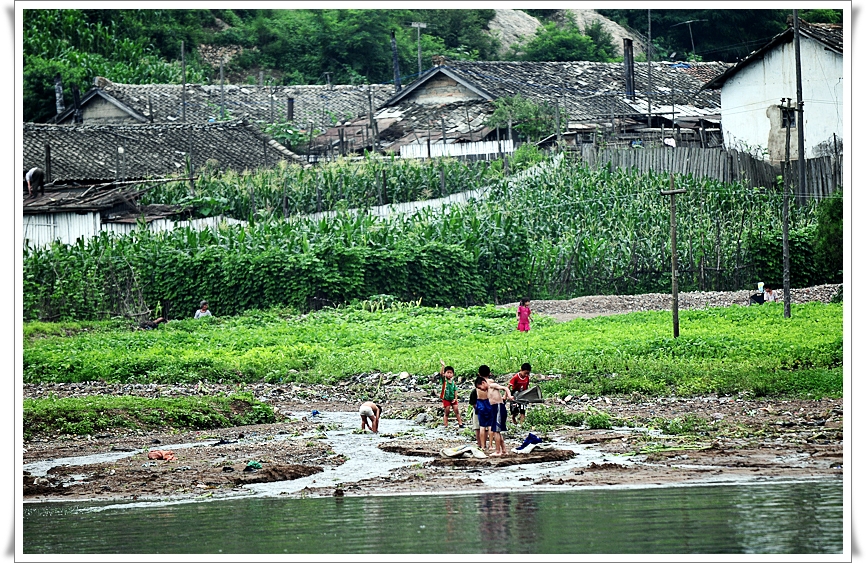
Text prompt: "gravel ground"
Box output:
[[501, 284, 841, 321]]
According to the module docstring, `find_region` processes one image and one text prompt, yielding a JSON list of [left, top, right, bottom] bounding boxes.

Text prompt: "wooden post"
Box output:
[[44, 143, 51, 184], [339, 127, 345, 157], [661, 173, 686, 338], [181, 41, 186, 123], [220, 58, 225, 120], [308, 121, 314, 164], [367, 89, 376, 153], [188, 127, 195, 194], [555, 99, 561, 145], [440, 166, 445, 196], [441, 117, 447, 154]]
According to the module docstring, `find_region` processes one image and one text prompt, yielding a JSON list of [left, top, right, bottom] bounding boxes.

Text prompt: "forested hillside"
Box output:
[[23, 8, 841, 123]]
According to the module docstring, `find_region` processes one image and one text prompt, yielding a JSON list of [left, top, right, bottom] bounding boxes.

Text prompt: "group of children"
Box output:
[[356, 299, 534, 441], [439, 360, 532, 457]]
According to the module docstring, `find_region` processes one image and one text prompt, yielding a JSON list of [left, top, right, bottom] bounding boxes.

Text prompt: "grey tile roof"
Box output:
[[56, 77, 394, 128], [389, 60, 729, 121], [24, 119, 303, 183]]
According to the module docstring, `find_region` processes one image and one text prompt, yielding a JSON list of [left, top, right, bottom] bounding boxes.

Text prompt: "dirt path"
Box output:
[[23, 285, 843, 503]]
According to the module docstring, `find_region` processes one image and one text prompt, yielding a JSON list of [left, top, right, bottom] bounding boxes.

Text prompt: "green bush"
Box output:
[[23, 393, 275, 439], [814, 189, 843, 283]]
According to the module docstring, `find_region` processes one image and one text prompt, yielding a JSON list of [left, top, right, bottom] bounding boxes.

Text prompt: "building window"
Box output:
[[781, 107, 797, 128]]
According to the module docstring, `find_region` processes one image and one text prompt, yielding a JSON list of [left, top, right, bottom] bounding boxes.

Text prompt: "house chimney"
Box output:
[[623, 38, 636, 101], [71, 84, 83, 123], [54, 74, 65, 116], [287, 97, 294, 121], [391, 30, 402, 93]]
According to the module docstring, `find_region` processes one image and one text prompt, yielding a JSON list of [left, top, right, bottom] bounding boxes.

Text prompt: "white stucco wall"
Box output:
[[719, 34, 843, 161]]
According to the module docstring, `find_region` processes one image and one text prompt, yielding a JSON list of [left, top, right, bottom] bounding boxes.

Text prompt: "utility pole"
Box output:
[[671, 19, 707, 61], [793, 11, 806, 206], [411, 22, 427, 76], [783, 98, 793, 318], [661, 173, 686, 338]]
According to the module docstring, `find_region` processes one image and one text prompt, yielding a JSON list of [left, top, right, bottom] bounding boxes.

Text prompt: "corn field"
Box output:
[[142, 155, 504, 220], [25, 154, 831, 321]]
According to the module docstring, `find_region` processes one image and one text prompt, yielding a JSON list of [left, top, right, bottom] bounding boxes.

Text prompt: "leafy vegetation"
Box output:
[[509, 19, 616, 62], [597, 9, 840, 62], [23, 301, 842, 401], [24, 8, 809, 122], [23, 393, 275, 439], [813, 190, 843, 283], [23, 9, 211, 123], [485, 96, 563, 143]]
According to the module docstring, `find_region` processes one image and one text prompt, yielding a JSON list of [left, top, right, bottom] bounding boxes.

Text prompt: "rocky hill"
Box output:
[[487, 8, 645, 58]]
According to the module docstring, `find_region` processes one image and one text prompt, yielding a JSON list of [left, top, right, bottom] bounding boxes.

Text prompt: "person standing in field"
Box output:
[[194, 300, 212, 319], [517, 298, 532, 332], [439, 359, 464, 428], [359, 401, 381, 432], [509, 362, 531, 425]]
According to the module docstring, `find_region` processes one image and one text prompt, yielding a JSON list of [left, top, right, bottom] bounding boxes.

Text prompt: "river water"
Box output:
[[23, 480, 841, 554], [22, 412, 843, 554]]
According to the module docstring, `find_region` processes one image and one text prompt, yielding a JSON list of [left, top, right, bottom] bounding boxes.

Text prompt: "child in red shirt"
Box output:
[[509, 362, 531, 424]]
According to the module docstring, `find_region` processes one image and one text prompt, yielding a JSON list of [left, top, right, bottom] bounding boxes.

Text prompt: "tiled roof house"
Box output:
[[320, 59, 731, 154], [53, 77, 394, 131], [24, 119, 303, 185]]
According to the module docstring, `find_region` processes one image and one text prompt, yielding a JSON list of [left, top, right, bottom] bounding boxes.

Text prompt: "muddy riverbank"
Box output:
[[22, 285, 843, 503], [23, 393, 843, 503]]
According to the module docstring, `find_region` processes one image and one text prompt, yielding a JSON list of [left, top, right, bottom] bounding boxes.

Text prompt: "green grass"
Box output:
[[23, 393, 275, 439], [23, 301, 842, 398]]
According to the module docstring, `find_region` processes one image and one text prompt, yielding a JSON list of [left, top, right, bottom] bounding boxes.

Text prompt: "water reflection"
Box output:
[[24, 480, 842, 554]]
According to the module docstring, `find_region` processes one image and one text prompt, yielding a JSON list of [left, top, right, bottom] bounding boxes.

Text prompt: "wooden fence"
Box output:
[[577, 146, 841, 200]]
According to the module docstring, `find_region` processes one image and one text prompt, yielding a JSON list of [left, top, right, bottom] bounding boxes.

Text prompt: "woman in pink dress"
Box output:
[[517, 298, 532, 332]]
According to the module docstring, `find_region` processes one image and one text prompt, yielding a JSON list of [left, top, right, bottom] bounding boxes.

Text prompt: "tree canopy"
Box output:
[[23, 8, 819, 122]]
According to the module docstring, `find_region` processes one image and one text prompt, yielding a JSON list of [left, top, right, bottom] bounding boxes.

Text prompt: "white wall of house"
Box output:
[[23, 212, 102, 249], [23, 213, 246, 249], [720, 35, 843, 162]]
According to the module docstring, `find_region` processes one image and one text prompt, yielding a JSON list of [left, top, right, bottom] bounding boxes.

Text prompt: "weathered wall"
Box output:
[[406, 75, 485, 105], [81, 98, 140, 124], [720, 35, 843, 162]]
